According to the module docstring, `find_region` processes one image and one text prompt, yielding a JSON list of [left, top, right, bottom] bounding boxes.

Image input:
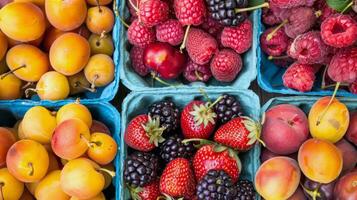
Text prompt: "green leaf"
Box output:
[[249, 0, 265, 7], [326, 0, 353, 12]]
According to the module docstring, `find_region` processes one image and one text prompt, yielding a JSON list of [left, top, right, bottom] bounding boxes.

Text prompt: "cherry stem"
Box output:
[[21, 82, 34, 90], [128, 0, 139, 12], [341, 1, 353, 14], [28, 162, 34, 176], [180, 25, 191, 52], [96, 0, 102, 12], [0, 65, 26, 79], [98, 167, 116, 177], [151, 72, 182, 87], [25, 88, 37, 98], [268, 55, 289, 60], [321, 83, 348, 89], [266, 19, 288, 41], [316, 82, 340, 126], [90, 75, 99, 91], [315, 10, 322, 17], [198, 88, 212, 104], [195, 70, 204, 81], [81, 134, 94, 148], [235, 2, 269, 13], [74, 81, 97, 93], [182, 138, 213, 145]]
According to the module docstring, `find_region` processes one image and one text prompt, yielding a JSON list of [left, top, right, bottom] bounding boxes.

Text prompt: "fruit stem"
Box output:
[[24, 88, 37, 98], [316, 82, 340, 126], [0, 65, 26, 80], [74, 81, 97, 93], [266, 19, 288, 41], [90, 74, 99, 91], [180, 25, 191, 52], [341, 1, 353, 14], [98, 167, 116, 177], [235, 2, 269, 13], [75, 98, 81, 104], [21, 82, 34, 90], [268, 55, 289, 60], [96, 0, 102, 12], [198, 88, 212, 104], [301, 183, 321, 200], [28, 162, 34, 176], [151, 72, 182, 87], [195, 70, 204, 81], [182, 138, 214, 148], [81, 134, 94, 148], [0, 182, 4, 200], [315, 10, 322, 18], [207, 95, 224, 110], [321, 83, 348, 89], [128, 0, 139, 12]]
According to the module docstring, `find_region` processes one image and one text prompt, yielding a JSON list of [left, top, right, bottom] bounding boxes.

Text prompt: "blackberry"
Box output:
[[234, 180, 256, 200], [124, 151, 158, 187], [206, 0, 248, 26], [197, 170, 237, 200], [159, 135, 195, 163], [214, 94, 242, 124], [148, 100, 179, 133]]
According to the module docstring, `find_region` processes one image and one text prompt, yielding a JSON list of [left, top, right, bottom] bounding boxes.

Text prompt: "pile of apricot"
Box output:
[[0, 100, 118, 199], [0, 0, 116, 100]]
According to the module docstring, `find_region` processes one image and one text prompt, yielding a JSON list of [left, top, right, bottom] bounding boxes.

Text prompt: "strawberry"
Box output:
[[129, 179, 161, 200], [192, 144, 241, 183], [124, 114, 165, 152], [160, 158, 196, 199], [180, 100, 217, 139], [214, 116, 262, 151]]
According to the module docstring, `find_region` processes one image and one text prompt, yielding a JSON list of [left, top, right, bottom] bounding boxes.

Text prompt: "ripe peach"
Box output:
[[68, 72, 92, 95], [335, 139, 357, 174], [32, 71, 70, 100], [84, 54, 115, 89], [90, 120, 111, 135], [57, 101, 93, 127], [87, 0, 112, 5], [0, 31, 8, 60], [22, 106, 57, 144], [0, 73, 22, 100], [0, 168, 24, 200], [49, 33, 90, 76], [87, 132, 117, 165], [255, 157, 301, 200], [0, 127, 16, 167], [309, 97, 349, 143], [70, 192, 105, 200], [45, 0, 87, 31], [60, 158, 105, 199], [42, 27, 66, 52], [86, 6, 114, 35], [298, 138, 342, 184], [0, 2, 46, 41], [6, 139, 49, 182], [334, 171, 357, 200], [89, 33, 114, 56], [51, 119, 91, 160], [35, 170, 70, 200]]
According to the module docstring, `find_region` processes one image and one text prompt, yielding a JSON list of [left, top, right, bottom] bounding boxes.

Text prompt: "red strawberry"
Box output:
[[160, 158, 196, 199], [174, 0, 206, 26], [192, 144, 241, 183], [124, 114, 165, 151], [214, 116, 262, 151], [129, 179, 161, 200], [139, 0, 169, 27], [181, 100, 217, 139]]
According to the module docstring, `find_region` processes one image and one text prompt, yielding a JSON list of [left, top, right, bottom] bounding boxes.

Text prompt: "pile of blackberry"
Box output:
[[159, 135, 195, 163], [206, 0, 248, 26], [214, 93, 243, 124], [235, 180, 256, 200], [148, 100, 179, 133]]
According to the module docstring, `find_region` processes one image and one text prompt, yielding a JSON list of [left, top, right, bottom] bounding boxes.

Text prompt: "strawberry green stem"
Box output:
[[341, 1, 353, 14], [180, 25, 191, 52], [268, 55, 289, 60], [234, 2, 269, 13], [207, 96, 224, 110], [266, 19, 288, 41], [316, 82, 340, 126]]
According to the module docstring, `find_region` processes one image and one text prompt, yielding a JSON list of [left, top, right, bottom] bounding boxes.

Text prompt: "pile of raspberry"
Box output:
[[261, 0, 357, 94], [126, 0, 254, 83]]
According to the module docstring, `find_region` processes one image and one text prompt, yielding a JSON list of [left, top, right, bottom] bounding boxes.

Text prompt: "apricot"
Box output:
[[90, 120, 111, 135], [89, 33, 114, 56], [87, 0, 112, 5], [49, 33, 90, 76], [32, 71, 70, 100], [0, 2, 46, 41], [68, 72, 92, 95], [22, 106, 56, 144], [6, 139, 49, 182], [0, 127, 16, 167], [42, 27, 66, 52], [70, 192, 105, 200], [255, 157, 301, 200], [0, 31, 7, 60], [298, 138, 342, 184], [0, 168, 24, 200], [0, 73, 22, 100], [309, 97, 349, 143], [86, 6, 115, 35], [84, 54, 115, 89], [35, 170, 70, 200], [14, 0, 45, 7], [45, 0, 87, 31], [60, 158, 105, 199], [51, 119, 91, 160], [87, 132, 117, 165], [6, 44, 49, 82], [57, 101, 93, 127]]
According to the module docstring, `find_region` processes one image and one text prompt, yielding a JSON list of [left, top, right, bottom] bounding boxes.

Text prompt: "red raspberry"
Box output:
[[210, 49, 242, 82], [139, 0, 169, 27], [186, 28, 218, 65], [261, 27, 289, 56], [200, 16, 223, 37], [349, 80, 357, 94], [283, 62, 316, 92], [174, 0, 206, 26], [289, 31, 329, 64], [269, 0, 317, 9], [221, 19, 252, 54], [183, 59, 212, 82], [321, 14, 357, 48], [128, 19, 156, 47], [130, 46, 149, 76], [282, 7, 317, 39], [156, 19, 184, 45], [262, 8, 282, 26], [328, 47, 357, 83]]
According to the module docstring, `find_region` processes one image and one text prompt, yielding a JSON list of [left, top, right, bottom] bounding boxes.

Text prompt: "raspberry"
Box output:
[[174, 0, 206, 26], [183, 59, 212, 82], [282, 6, 317, 39], [328, 47, 357, 83], [139, 0, 169, 27], [283, 62, 316, 92], [210, 49, 242, 82], [156, 19, 184, 45], [269, 0, 316, 9], [130, 46, 149, 76], [186, 28, 218, 65], [128, 19, 156, 47], [262, 8, 282, 25], [289, 31, 329, 64], [349, 80, 357, 94], [221, 19, 252, 54], [321, 14, 357, 48], [200, 16, 224, 36], [261, 27, 289, 56]]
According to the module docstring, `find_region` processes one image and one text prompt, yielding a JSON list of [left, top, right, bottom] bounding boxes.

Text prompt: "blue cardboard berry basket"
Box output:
[[120, 88, 261, 199], [118, 0, 262, 91], [0, 100, 121, 200]]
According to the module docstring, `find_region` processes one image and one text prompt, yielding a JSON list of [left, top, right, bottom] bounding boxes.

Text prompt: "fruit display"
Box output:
[[0, 0, 117, 101], [120, 89, 261, 199], [258, 96, 357, 200], [0, 100, 119, 199]]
